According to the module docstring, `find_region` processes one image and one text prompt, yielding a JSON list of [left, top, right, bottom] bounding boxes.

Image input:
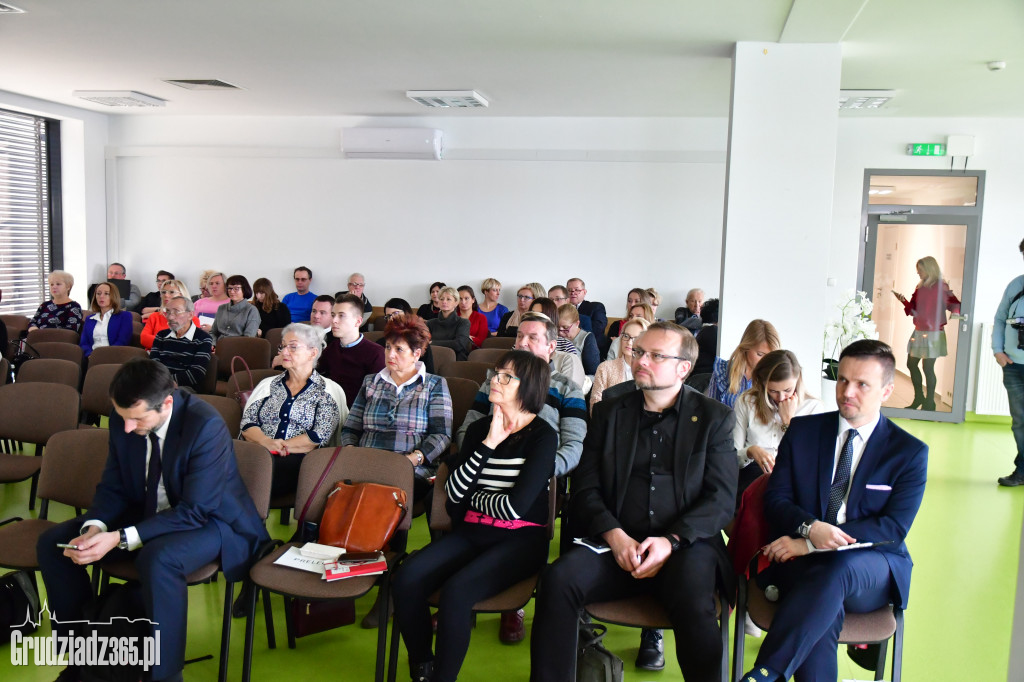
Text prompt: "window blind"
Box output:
[[0, 108, 52, 317]]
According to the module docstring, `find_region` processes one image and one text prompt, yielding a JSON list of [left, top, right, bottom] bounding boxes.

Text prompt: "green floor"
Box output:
[[2, 416, 1021, 681]]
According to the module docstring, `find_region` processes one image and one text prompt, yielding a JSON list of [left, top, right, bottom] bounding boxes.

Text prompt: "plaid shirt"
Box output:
[[340, 368, 452, 462]]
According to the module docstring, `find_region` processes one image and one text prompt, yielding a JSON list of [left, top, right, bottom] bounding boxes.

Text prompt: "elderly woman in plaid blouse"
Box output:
[[341, 314, 453, 497]]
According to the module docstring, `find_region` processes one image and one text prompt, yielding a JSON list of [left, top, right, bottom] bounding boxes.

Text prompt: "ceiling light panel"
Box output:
[[73, 90, 167, 107], [406, 90, 488, 108]]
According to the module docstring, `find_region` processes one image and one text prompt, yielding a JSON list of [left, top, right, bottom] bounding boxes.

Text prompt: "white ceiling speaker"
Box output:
[[73, 90, 167, 107], [406, 90, 488, 108], [341, 128, 443, 160], [838, 89, 895, 110]]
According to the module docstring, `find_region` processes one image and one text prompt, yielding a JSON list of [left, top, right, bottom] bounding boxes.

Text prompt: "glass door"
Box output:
[[860, 171, 984, 423]]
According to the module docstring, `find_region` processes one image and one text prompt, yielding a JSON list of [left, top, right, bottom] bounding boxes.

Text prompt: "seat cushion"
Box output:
[[0, 518, 56, 569]]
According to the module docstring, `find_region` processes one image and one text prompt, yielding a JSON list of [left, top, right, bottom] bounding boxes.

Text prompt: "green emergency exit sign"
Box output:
[[906, 143, 946, 156]]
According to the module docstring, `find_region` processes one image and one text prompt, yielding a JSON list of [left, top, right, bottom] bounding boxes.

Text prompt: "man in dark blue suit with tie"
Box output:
[[741, 340, 928, 681], [38, 359, 268, 682]]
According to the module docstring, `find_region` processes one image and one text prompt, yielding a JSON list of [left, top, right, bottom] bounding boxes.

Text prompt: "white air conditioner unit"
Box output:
[[341, 128, 443, 160]]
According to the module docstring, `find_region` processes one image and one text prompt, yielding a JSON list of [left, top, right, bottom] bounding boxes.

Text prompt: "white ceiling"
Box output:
[[1, 0, 1022, 118]]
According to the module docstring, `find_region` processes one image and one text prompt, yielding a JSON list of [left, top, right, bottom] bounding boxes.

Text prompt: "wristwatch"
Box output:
[[413, 451, 424, 466], [797, 520, 815, 539], [663, 534, 681, 552], [117, 529, 129, 551]]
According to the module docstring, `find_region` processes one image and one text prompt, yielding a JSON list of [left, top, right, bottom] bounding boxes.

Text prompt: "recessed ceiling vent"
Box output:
[[0, 3, 25, 13], [73, 90, 167, 107], [406, 90, 488, 108], [839, 90, 894, 110], [163, 79, 242, 91]]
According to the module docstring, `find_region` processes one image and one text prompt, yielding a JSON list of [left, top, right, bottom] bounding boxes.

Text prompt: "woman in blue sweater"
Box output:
[[393, 350, 557, 682]]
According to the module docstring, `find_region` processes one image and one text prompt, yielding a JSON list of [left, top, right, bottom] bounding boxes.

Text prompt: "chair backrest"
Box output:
[[363, 330, 385, 343], [430, 344, 456, 376], [37, 428, 109, 510], [467, 348, 507, 366], [215, 336, 272, 380], [197, 394, 243, 436], [605, 317, 623, 335], [1, 315, 31, 358], [0, 358, 8, 385], [233, 439, 273, 520], [229, 368, 282, 395], [685, 372, 712, 393], [27, 328, 80, 345], [264, 328, 285, 356], [441, 361, 492, 386], [444, 376, 481, 434], [195, 353, 219, 395], [294, 447, 415, 530], [17, 357, 81, 390], [430, 463, 557, 540], [81, 363, 122, 418], [130, 311, 142, 324], [33, 341, 84, 366], [480, 336, 516, 350], [0, 383, 80, 444], [89, 345, 148, 367]]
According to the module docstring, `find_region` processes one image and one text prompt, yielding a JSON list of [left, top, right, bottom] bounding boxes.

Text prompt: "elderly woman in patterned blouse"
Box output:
[[29, 270, 83, 333], [341, 313, 453, 501], [242, 322, 346, 499]]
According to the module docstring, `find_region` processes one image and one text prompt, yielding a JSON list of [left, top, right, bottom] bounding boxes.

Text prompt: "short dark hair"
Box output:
[[294, 266, 313, 280], [495, 350, 551, 415], [384, 314, 432, 354], [1019, 238, 1024, 253], [333, 293, 363, 315], [110, 359, 175, 410], [839, 339, 895, 385], [314, 294, 335, 306], [701, 298, 720, 324], [226, 274, 252, 299], [529, 297, 558, 322], [646, 321, 699, 364], [456, 285, 478, 311], [519, 311, 557, 343], [109, 262, 126, 274], [429, 281, 446, 293], [384, 297, 412, 313], [157, 270, 174, 280]]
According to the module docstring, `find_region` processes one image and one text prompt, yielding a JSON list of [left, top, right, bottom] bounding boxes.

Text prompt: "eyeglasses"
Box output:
[[383, 311, 401, 320], [631, 348, 685, 364], [226, 286, 243, 292], [621, 332, 639, 343], [278, 344, 308, 354], [163, 308, 189, 317], [558, 325, 575, 333], [491, 371, 520, 385], [568, 288, 585, 294], [348, 282, 365, 288], [516, 294, 534, 301]]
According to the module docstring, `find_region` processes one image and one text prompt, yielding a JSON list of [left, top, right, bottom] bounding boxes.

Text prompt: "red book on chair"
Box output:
[[322, 551, 387, 581]]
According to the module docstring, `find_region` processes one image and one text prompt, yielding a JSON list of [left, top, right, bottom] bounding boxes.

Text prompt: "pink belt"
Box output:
[[463, 510, 544, 530]]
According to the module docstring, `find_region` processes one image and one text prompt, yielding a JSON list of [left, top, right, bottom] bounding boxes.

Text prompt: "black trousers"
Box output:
[[530, 540, 724, 682], [392, 524, 548, 682]]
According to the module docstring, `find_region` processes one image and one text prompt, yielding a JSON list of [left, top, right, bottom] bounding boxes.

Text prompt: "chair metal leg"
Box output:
[[873, 639, 889, 681], [375, 574, 391, 682], [219, 580, 234, 682], [263, 588, 276, 649], [719, 591, 730, 682], [732, 579, 747, 682], [242, 576, 260, 682], [39, 499, 49, 519], [28, 470, 39, 511], [284, 596, 297, 649], [892, 608, 904, 682]]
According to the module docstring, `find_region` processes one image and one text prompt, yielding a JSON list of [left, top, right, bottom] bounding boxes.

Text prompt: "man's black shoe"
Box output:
[[998, 471, 1024, 487], [635, 627, 664, 671]]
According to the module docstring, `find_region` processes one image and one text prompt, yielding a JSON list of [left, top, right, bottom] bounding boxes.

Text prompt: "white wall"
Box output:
[[0, 89, 109, 299], [831, 118, 1024, 409], [107, 116, 729, 316]]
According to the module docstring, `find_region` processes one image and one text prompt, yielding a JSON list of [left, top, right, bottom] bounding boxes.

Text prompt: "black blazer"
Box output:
[[571, 385, 737, 549]]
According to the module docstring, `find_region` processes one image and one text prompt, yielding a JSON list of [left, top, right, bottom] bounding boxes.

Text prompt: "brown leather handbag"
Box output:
[[318, 480, 408, 552]]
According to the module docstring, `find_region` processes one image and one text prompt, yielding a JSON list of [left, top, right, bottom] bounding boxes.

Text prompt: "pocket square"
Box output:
[[865, 484, 892, 491]]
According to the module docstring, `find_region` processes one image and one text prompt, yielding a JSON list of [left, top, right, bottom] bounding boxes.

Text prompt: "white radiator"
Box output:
[[975, 323, 1010, 416]]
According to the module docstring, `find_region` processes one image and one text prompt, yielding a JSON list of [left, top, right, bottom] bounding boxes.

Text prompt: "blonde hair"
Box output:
[[645, 288, 661, 308], [618, 318, 651, 359], [48, 270, 74, 291], [727, 319, 781, 395], [524, 282, 547, 300], [916, 256, 942, 288], [745, 349, 809, 425], [198, 269, 219, 295], [482, 277, 502, 292], [628, 303, 656, 324], [557, 303, 579, 324], [437, 286, 459, 303], [161, 279, 192, 302]]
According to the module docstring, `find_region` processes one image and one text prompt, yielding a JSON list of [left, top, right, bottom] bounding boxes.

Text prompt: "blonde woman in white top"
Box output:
[[733, 349, 824, 499]]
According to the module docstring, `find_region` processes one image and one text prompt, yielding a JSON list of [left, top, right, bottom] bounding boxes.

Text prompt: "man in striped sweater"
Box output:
[[150, 295, 212, 392], [456, 311, 588, 642]]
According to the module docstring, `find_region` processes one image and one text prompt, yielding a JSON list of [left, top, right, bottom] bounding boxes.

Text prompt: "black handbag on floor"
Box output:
[[576, 622, 624, 682], [0, 570, 39, 636]]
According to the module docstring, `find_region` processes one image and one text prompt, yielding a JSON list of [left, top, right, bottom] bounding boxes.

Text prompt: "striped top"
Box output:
[[446, 417, 557, 526], [150, 326, 213, 390]]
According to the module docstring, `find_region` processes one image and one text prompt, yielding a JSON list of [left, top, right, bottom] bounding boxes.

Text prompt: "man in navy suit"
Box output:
[[741, 340, 928, 681], [567, 277, 608, 354], [38, 359, 268, 682]]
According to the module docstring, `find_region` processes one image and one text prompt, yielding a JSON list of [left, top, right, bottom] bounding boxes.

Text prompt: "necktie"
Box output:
[[144, 432, 162, 518], [826, 429, 856, 525]]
